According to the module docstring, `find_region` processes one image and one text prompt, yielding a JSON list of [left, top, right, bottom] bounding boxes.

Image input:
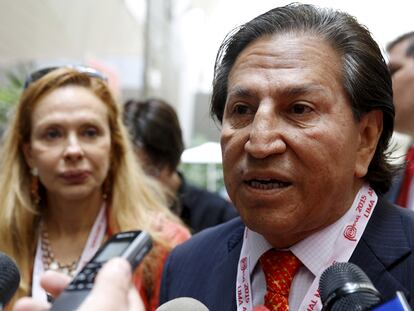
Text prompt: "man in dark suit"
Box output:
[[159, 4, 414, 310]]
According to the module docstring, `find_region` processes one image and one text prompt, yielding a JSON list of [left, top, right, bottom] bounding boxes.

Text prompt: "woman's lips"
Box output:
[[60, 171, 90, 184]]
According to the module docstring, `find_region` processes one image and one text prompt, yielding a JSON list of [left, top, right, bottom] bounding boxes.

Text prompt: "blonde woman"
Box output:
[[0, 66, 190, 310]]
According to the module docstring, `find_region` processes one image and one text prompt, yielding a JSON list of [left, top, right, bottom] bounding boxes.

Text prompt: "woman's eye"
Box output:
[[44, 128, 61, 139], [291, 103, 313, 114], [83, 127, 98, 137]]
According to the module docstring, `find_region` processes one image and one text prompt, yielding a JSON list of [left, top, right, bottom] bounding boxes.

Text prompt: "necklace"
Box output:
[[40, 224, 79, 277]]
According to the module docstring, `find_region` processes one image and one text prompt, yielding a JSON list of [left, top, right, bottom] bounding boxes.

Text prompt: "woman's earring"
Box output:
[[102, 177, 110, 201], [31, 168, 40, 206]]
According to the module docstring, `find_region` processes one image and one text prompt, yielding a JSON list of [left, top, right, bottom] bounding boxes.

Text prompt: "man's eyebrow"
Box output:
[[227, 87, 255, 99], [281, 85, 325, 97], [227, 84, 325, 99]]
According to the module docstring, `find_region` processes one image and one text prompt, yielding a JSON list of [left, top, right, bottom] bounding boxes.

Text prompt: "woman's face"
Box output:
[[23, 85, 112, 202]]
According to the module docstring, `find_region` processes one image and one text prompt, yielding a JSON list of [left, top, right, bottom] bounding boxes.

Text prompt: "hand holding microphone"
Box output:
[[14, 230, 151, 311], [13, 258, 144, 311], [77, 258, 144, 311]]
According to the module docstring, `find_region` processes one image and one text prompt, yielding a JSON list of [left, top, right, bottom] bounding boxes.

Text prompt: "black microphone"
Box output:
[[156, 297, 209, 311], [0, 252, 20, 310], [319, 262, 382, 310], [319, 262, 412, 311]]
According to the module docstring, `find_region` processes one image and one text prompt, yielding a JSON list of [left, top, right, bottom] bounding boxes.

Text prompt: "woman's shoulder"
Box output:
[[133, 214, 191, 310], [152, 213, 191, 248]]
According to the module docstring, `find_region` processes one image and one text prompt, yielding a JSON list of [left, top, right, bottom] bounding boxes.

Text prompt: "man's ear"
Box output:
[[355, 110, 383, 178], [22, 143, 34, 169]]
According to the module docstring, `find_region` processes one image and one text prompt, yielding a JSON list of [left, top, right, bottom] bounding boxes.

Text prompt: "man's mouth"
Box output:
[[246, 179, 291, 190]]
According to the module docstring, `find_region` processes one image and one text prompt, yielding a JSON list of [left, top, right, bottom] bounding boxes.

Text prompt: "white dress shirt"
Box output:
[[242, 186, 376, 311]]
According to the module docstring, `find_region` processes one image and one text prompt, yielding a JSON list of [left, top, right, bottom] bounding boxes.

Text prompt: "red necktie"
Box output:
[[396, 146, 414, 208], [259, 249, 302, 311]]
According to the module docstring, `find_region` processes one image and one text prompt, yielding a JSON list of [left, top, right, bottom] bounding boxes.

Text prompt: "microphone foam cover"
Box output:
[[0, 252, 20, 306], [156, 297, 209, 311], [319, 262, 381, 311]]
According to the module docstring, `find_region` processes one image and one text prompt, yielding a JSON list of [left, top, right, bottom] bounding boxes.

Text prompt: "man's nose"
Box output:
[[63, 134, 84, 161], [244, 105, 286, 159]]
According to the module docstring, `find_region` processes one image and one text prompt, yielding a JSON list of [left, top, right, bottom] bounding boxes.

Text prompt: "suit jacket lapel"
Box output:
[[207, 220, 244, 311], [204, 199, 413, 309], [350, 198, 412, 300]]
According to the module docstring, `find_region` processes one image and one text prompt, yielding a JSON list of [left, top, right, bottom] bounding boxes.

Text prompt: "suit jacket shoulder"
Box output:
[[350, 197, 414, 307], [160, 198, 414, 309], [159, 217, 244, 310]]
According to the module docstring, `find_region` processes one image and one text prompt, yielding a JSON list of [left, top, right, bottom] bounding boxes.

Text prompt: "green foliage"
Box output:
[[179, 135, 226, 194], [0, 71, 24, 133], [179, 162, 225, 194]]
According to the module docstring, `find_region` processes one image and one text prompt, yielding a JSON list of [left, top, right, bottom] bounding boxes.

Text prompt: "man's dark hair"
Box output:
[[123, 98, 184, 171], [210, 3, 395, 194], [387, 31, 414, 57]]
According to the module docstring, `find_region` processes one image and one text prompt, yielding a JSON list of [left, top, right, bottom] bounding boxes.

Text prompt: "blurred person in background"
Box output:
[[386, 32, 414, 209], [123, 98, 238, 233], [0, 67, 190, 310]]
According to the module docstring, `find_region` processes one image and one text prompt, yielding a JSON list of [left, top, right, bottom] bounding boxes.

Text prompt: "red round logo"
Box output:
[[343, 225, 357, 241], [240, 257, 247, 271]]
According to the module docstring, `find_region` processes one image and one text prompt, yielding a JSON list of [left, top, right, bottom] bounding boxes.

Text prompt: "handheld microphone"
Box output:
[[319, 262, 382, 310], [319, 262, 412, 311], [156, 297, 209, 311], [0, 252, 20, 310]]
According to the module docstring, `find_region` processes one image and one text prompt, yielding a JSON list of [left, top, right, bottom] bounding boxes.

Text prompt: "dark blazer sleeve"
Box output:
[[350, 197, 414, 308], [159, 217, 244, 310], [160, 198, 414, 309]]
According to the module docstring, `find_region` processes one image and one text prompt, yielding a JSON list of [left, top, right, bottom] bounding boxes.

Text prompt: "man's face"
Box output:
[[221, 34, 380, 248], [388, 39, 414, 135]]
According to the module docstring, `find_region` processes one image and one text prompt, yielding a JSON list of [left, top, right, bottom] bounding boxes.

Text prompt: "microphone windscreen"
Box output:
[[156, 297, 209, 311], [0, 252, 20, 306], [319, 262, 381, 310]]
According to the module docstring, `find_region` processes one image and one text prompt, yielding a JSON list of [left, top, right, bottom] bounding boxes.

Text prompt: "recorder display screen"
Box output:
[[95, 241, 130, 262]]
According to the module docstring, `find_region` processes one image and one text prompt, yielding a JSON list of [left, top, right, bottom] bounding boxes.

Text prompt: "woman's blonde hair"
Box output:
[[0, 68, 180, 302]]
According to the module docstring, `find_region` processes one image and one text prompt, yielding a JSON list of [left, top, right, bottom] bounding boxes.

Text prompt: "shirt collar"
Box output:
[[247, 186, 368, 277]]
